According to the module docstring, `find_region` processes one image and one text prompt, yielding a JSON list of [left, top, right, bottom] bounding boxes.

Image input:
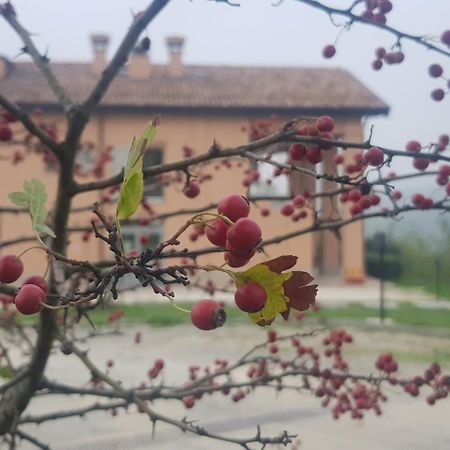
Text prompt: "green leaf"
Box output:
[[0, 366, 13, 379], [116, 172, 144, 221], [35, 223, 56, 238], [116, 117, 159, 221], [9, 192, 30, 207], [8, 179, 56, 243]]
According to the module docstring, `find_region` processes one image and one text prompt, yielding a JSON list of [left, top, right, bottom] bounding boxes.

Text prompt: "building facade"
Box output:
[[0, 36, 388, 282]]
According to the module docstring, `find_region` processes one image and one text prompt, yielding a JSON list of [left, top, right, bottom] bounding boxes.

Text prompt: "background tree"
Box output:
[[0, 1, 449, 448]]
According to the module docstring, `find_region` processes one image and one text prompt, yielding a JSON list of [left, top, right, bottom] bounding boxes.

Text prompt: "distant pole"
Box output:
[[435, 257, 441, 301], [378, 232, 386, 323]]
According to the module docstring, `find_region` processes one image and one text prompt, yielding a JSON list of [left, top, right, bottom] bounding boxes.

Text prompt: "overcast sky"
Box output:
[[1, 1, 449, 182]]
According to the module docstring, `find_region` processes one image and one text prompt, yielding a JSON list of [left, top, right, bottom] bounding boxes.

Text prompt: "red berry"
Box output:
[[217, 195, 250, 222], [23, 275, 48, 294], [318, 131, 334, 149], [288, 143, 306, 161], [439, 134, 449, 147], [441, 30, 450, 47], [322, 45, 336, 58], [375, 47, 386, 58], [350, 203, 362, 216], [446, 182, 450, 196], [429, 64, 443, 78], [183, 181, 200, 198], [260, 207, 270, 217], [348, 189, 362, 202], [370, 194, 380, 206], [334, 154, 344, 165], [154, 358, 164, 370], [182, 395, 195, 408], [305, 147, 323, 164], [373, 13, 387, 24], [431, 89, 445, 102], [139, 235, 149, 245], [0, 124, 12, 141], [280, 203, 294, 216], [315, 115, 335, 133], [392, 190, 402, 200], [191, 299, 226, 330], [405, 140, 421, 152], [226, 218, 262, 250], [267, 330, 277, 342], [293, 195, 305, 207], [234, 282, 267, 313], [411, 194, 425, 207], [0, 255, 24, 283], [372, 59, 383, 71], [359, 195, 372, 209], [224, 252, 250, 268], [206, 219, 230, 247], [413, 158, 430, 171], [364, 147, 384, 166], [15, 284, 46, 315], [378, 0, 393, 14]]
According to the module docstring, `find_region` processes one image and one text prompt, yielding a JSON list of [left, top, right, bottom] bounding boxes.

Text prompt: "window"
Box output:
[[121, 223, 163, 254], [249, 151, 291, 200], [117, 223, 164, 290], [143, 148, 163, 198]]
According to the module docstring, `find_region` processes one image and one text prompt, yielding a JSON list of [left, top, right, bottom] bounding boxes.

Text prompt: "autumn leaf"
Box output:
[[233, 255, 317, 326]]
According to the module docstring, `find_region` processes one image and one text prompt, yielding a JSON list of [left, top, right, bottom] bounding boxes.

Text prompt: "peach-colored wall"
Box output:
[[0, 111, 364, 281]]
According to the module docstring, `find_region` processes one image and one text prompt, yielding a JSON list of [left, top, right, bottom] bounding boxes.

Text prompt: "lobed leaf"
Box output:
[[8, 179, 56, 242], [232, 255, 317, 326]]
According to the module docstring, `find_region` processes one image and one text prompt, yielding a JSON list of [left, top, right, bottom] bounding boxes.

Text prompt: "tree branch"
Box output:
[[1, 8, 72, 111]]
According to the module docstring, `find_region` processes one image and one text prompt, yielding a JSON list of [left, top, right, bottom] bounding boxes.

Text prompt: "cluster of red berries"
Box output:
[[147, 358, 165, 379], [243, 116, 278, 141], [0, 254, 48, 315], [339, 188, 381, 216], [375, 352, 398, 373], [371, 46, 404, 71], [411, 193, 434, 209], [279, 195, 308, 222], [288, 115, 336, 165], [0, 109, 16, 141], [428, 38, 450, 101], [360, 0, 393, 24], [205, 194, 261, 268]]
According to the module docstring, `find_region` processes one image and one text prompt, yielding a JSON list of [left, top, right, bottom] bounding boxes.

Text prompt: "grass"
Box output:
[[395, 277, 450, 302], [19, 301, 449, 330]]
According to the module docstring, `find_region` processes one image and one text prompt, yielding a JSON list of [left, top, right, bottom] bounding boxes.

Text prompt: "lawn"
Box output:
[[63, 301, 450, 330]]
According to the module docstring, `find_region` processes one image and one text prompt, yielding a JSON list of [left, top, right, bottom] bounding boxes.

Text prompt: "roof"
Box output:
[[0, 62, 389, 115]]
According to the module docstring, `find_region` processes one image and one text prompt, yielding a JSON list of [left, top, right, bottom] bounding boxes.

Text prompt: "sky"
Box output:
[[1, 0, 450, 235]]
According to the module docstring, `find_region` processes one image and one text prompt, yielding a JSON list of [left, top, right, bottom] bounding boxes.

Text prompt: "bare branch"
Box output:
[[1, 8, 72, 110]]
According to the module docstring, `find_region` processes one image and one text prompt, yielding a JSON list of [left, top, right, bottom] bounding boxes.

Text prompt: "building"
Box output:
[[0, 35, 388, 283]]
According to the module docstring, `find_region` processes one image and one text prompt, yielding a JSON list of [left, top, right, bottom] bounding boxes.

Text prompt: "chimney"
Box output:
[[166, 36, 185, 78], [128, 37, 151, 80], [90, 34, 109, 75], [0, 57, 11, 80]]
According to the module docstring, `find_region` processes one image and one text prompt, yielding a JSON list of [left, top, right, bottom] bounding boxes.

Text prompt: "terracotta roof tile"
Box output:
[[0, 62, 388, 114]]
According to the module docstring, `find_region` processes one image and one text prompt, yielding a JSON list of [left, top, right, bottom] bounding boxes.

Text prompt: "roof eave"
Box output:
[[16, 102, 390, 117]]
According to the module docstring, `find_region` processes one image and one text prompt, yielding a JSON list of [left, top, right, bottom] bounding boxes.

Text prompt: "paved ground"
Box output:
[[11, 324, 450, 450]]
